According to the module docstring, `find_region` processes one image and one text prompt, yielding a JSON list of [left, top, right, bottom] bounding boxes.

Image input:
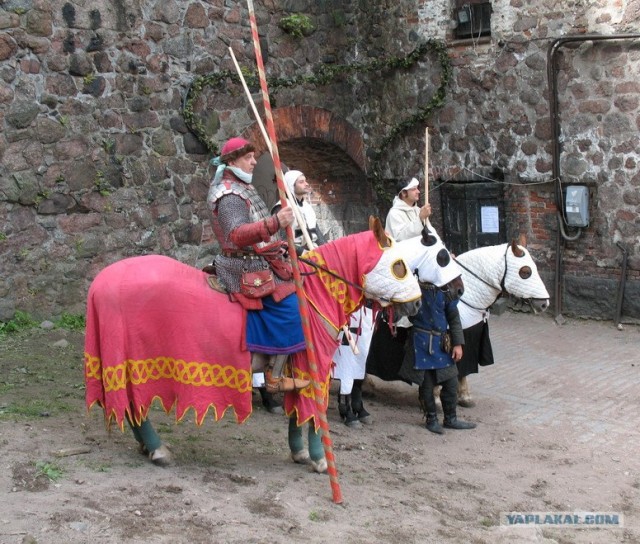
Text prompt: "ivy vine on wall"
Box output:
[[182, 39, 452, 203]]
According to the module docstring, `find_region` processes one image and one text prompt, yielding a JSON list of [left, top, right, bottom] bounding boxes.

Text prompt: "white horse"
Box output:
[[453, 237, 550, 406], [332, 225, 464, 426], [364, 235, 549, 415]]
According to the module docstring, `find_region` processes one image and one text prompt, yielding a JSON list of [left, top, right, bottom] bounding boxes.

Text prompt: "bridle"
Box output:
[[454, 245, 542, 313], [299, 255, 393, 304]]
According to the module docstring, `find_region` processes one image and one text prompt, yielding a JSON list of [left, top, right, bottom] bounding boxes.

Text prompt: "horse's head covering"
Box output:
[[396, 224, 462, 288], [284, 170, 304, 195], [220, 137, 255, 164], [503, 244, 550, 300], [301, 230, 421, 331]]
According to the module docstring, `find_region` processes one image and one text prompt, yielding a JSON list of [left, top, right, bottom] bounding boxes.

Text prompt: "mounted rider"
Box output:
[[207, 137, 310, 393]]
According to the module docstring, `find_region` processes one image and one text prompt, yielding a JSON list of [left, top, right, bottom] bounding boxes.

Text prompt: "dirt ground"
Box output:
[[0, 312, 638, 544]]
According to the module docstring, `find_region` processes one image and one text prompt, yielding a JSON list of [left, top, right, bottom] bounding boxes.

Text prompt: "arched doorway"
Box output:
[[247, 106, 375, 240]]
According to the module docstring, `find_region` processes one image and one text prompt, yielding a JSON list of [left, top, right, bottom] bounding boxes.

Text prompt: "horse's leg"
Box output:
[[257, 387, 284, 414], [433, 384, 442, 410], [350, 379, 372, 425], [126, 414, 145, 451], [288, 415, 310, 464], [419, 371, 443, 434], [307, 419, 327, 474], [457, 375, 475, 408], [338, 394, 360, 428], [441, 375, 476, 430], [288, 417, 327, 473], [126, 415, 173, 467]]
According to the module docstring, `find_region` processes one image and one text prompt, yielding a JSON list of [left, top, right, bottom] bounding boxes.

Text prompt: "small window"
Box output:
[[454, 1, 492, 40]]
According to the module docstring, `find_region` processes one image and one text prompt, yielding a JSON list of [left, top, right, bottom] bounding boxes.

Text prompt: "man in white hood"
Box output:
[[272, 170, 326, 249], [385, 177, 432, 241]]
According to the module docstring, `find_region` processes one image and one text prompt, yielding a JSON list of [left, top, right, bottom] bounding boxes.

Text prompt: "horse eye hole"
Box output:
[[436, 249, 450, 267], [421, 234, 438, 247], [392, 260, 408, 279], [519, 266, 532, 280]]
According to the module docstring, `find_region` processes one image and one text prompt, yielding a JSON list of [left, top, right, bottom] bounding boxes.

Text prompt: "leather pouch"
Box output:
[[240, 269, 276, 299], [441, 330, 453, 355]]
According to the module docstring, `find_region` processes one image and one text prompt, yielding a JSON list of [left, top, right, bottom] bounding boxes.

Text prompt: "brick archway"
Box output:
[[242, 105, 366, 172], [242, 105, 374, 239]]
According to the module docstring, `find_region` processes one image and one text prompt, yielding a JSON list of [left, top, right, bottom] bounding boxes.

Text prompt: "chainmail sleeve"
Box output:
[[213, 194, 285, 293], [216, 193, 251, 246]]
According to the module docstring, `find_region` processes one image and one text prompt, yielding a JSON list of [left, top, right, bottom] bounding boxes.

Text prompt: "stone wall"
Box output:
[[0, 0, 446, 320], [420, 0, 640, 321], [1, 0, 639, 322]]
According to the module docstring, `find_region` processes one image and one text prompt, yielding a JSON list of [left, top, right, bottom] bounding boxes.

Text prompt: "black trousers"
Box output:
[[419, 370, 458, 415]]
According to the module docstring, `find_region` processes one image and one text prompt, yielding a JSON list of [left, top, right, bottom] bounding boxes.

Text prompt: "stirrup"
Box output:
[[266, 376, 310, 393]]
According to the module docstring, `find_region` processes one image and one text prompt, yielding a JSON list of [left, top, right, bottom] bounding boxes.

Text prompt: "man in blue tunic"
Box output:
[[411, 281, 476, 434]]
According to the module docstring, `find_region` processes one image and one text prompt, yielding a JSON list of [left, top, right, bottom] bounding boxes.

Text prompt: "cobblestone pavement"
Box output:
[[473, 310, 640, 464]]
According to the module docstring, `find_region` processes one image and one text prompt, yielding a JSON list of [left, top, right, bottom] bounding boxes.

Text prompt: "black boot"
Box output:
[[351, 380, 372, 425], [338, 395, 360, 427], [441, 375, 475, 429], [425, 412, 444, 434], [418, 371, 438, 419], [258, 387, 283, 414], [443, 414, 476, 430]]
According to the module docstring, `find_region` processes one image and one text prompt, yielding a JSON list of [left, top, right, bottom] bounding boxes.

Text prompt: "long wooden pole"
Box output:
[[228, 46, 314, 251], [424, 127, 429, 205], [245, 0, 343, 504]]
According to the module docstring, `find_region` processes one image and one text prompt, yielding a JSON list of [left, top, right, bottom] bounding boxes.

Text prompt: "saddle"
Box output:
[[202, 263, 228, 294]]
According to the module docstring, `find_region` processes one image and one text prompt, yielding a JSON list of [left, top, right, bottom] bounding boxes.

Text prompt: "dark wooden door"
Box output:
[[441, 182, 506, 255]]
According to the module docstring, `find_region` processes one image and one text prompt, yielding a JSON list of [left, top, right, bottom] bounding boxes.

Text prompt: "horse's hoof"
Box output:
[[457, 397, 476, 408], [356, 408, 372, 425], [149, 445, 173, 467], [266, 404, 284, 415], [291, 449, 310, 464], [345, 418, 361, 429], [310, 457, 327, 474]]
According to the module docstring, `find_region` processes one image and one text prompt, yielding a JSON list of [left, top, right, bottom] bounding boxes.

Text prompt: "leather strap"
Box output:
[[222, 250, 261, 260]]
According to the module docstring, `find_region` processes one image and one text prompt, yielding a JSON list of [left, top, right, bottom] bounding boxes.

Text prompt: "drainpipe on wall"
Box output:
[[546, 33, 640, 321]]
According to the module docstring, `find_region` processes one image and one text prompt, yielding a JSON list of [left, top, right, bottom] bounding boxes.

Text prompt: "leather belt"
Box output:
[[222, 250, 261, 260]]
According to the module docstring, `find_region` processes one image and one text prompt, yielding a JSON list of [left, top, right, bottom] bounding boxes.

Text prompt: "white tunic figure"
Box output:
[[332, 305, 375, 427]]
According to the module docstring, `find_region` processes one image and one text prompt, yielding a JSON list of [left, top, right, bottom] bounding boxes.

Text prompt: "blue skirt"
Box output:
[[246, 293, 306, 355]]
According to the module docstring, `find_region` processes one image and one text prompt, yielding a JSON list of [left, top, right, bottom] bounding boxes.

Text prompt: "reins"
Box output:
[[298, 255, 392, 304]]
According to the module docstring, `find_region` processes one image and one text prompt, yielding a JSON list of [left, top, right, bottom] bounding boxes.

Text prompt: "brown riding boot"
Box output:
[[265, 355, 310, 393]]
